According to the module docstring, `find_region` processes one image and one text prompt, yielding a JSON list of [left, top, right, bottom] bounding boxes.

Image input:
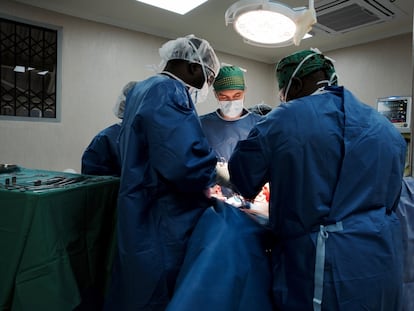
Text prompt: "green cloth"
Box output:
[[276, 50, 337, 90], [0, 167, 119, 311], [213, 66, 245, 91]]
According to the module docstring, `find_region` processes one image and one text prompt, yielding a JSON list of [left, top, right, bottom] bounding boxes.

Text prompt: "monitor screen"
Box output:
[[377, 96, 412, 132]]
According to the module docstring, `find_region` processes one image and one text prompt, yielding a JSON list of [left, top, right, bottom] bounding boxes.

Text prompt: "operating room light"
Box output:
[[235, 10, 296, 44], [136, 0, 208, 15], [225, 0, 317, 48]]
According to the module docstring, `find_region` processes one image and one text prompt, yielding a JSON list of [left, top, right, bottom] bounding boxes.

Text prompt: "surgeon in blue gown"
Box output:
[[81, 81, 136, 176], [229, 49, 406, 311], [199, 65, 263, 162], [200, 66, 263, 203], [163, 70, 274, 311], [103, 35, 221, 311], [397, 177, 414, 311]]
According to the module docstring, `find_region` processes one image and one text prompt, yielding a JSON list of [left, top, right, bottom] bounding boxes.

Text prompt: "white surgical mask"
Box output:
[[311, 80, 327, 96], [219, 99, 244, 118], [310, 79, 333, 96], [186, 40, 215, 105], [310, 87, 326, 96], [162, 70, 210, 106], [189, 81, 209, 104]]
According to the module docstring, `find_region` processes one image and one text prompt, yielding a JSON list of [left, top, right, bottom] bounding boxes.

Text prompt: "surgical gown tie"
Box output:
[[313, 221, 343, 311]]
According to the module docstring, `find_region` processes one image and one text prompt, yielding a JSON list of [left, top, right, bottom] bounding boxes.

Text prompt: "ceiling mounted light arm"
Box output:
[[293, 0, 316, 45], [225, 0, 317, 48]]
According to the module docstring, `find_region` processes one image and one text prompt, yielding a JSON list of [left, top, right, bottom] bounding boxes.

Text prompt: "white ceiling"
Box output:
[[13, 0, 414, 64]]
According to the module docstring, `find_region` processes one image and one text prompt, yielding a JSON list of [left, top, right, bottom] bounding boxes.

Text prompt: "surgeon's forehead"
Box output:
[[216, 89, 244, 97]]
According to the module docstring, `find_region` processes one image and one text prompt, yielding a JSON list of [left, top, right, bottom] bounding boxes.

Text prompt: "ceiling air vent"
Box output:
[[312, 0, 405, 34]]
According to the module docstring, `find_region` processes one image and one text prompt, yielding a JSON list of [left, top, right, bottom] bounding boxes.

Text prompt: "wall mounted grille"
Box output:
[[313, 0, 406, 34], [0, 17, 57, 119]]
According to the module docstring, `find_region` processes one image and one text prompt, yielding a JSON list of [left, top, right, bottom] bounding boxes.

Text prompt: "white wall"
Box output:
[[327, 34, 412, 107], [0, 0, 275, 172], [0, 0, 412, 172]]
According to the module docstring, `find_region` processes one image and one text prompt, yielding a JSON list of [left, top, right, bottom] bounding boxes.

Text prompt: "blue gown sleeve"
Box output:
[[397, 177, 414, 311], [228, 127, 270, 199], [138, 81, 217, 192], [81, 125, 121, 176]]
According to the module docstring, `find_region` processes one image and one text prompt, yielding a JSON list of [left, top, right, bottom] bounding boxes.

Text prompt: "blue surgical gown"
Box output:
[[397, 177, 414, 311], [200, 110, 262, 198], [166, 199, 274, 311], [81, 123, 121, 176], [229, 86, 406, 311], [199, 110, 262, 161], [104, 74, 217, 311]]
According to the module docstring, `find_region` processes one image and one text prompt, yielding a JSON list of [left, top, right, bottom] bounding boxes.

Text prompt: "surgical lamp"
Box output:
[[225, 0, 317, 48]]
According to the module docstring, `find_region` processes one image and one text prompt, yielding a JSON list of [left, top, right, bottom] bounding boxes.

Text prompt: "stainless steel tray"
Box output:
[[0, 164, 19, 173]]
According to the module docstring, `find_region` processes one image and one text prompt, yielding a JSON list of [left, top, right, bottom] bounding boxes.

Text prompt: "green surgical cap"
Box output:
[[213, 66, 245, 92], [276, 50, 337, 90]]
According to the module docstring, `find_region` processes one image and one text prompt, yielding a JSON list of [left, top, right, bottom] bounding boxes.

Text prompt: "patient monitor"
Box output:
[[377, 96, 412, 133]]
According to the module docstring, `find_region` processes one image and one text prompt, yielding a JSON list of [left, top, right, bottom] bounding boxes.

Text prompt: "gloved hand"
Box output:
[[215, 161, 232, 188]]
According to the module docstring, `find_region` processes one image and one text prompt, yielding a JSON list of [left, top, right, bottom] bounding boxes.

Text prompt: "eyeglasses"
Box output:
[[204, 67, 216, 86]]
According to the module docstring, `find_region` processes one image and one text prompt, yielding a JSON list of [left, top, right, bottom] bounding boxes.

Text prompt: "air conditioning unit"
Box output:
[[312, 0, 406, 34]]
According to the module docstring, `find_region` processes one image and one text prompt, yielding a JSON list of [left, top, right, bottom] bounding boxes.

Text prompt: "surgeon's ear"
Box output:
[[188, 63, 201, 76], [187, 63, 204, 89], [288, 77, 303, 99]]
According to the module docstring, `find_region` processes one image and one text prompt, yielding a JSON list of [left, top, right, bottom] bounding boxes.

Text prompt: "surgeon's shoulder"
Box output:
[[275, 94, 328, 118], [199, 111, 217, 121], [145, 75, 189, 103], [265, 100, 299, 120], [248, 112, 264, 122], [148, 75, 184, 91]]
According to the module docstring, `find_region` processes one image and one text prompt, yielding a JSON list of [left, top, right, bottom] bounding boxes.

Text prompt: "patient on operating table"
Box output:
[[209, 180, 270, 224]]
